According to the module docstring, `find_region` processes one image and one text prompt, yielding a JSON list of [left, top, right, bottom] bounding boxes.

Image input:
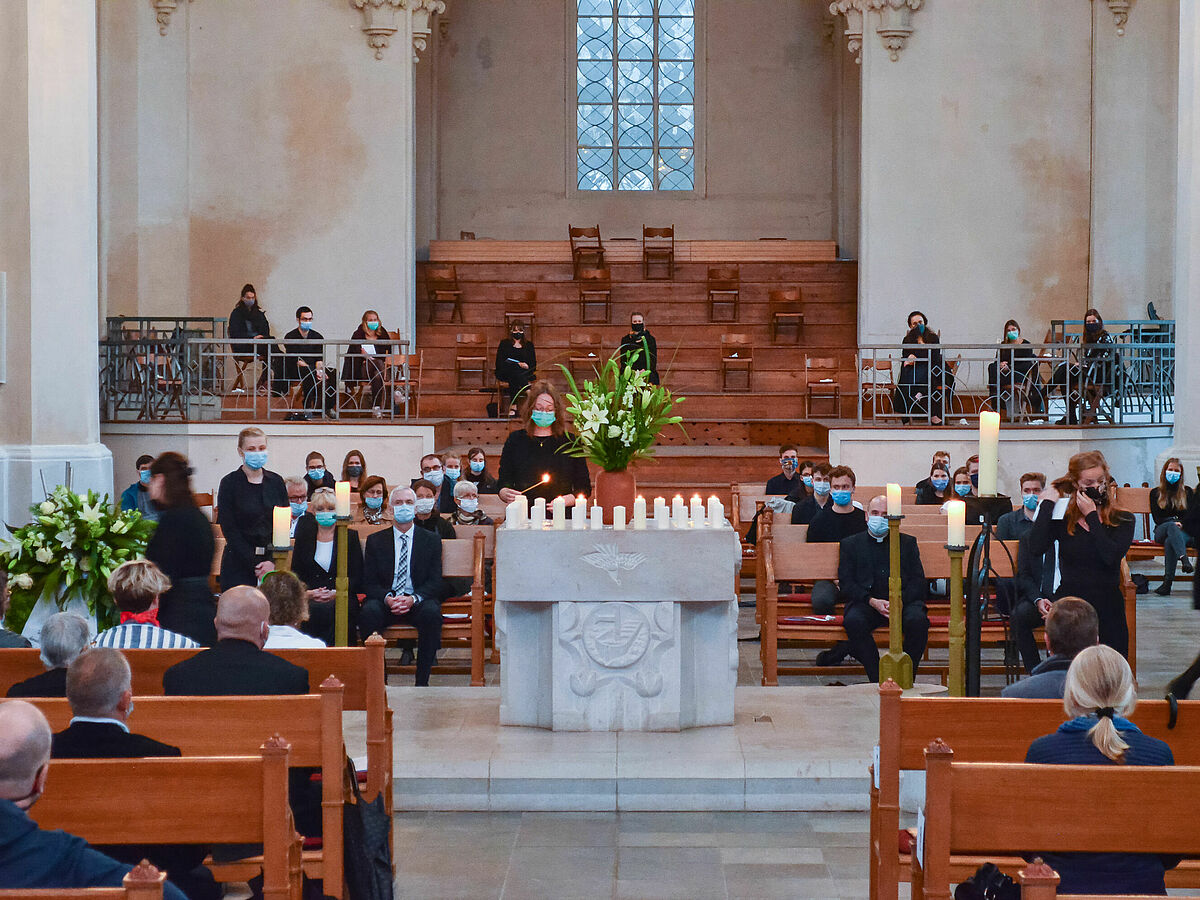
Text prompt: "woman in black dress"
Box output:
[[290, 487, 363, 645], [464, 446, 499, 494], [987, 318, 1045, 417], [495, 321, 536, 412], [216, 427, 288, 591], [341, 310, 394, 416], [341, 449, 367, 493], [1027, 450, 1135, 657], [894, 311, 948, 425], [914, 462, 951, 506], [228, 283, 281, 394], [145, 451, 218, 645], [497, 381, 591, 505]]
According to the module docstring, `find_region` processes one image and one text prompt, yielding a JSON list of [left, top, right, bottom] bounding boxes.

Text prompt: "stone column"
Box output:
[[1159, 1, 1200, 474], [0, 0, 112, 522]]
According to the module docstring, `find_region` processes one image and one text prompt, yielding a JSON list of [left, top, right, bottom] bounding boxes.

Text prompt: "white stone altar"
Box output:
[[495, 525, 740, 732]]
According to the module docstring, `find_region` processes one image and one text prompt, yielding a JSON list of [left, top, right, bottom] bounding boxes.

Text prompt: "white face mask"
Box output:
[[415, 497, 436, 515], [458, 497, 479, 514]]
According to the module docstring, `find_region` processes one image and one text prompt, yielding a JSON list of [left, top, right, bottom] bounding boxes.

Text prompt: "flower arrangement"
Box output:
[[1, 486, 156, 633], [559, 348, 685, 472]]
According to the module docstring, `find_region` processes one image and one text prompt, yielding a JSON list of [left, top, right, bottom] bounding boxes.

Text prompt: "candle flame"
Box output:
[[541, 473, 550, 483]]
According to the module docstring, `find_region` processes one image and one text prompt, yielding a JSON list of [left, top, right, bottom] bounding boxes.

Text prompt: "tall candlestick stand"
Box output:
[[946, 543, 966, 697], [270, 545, 289, 574], [878, 514, 913, 689], [334, 515, 351, 647]]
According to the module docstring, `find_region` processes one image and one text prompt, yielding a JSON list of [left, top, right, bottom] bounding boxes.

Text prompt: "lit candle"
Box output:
[[707, 495, 721, 526], [590, 503, 603, 529], [946, 499, 966, 547], [516, 494, 529, 523], [654, 496, 669, 529], [531, 497, 546, 528], [335, 481, 351, 518], [690, 494, 705, 527], [572, 495, 587, 530], [505, 501, 523, 529], [271, 506, 291, 549], [978, 410, 1000, 496], [886, 483, 901, 517], [613, 506, 627, 530], [672, 495, 688, 528], [633, 496, 647, 529], [551, 496, 566, 530]]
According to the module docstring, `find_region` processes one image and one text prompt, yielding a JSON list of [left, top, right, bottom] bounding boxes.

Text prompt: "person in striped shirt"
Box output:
[[93, 560, 199, 651]]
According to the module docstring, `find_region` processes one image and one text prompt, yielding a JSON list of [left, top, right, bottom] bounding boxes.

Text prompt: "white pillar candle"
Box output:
[[272, 506, 291, 549], [531, 497, 546, 528], [690, 495, 705, 527], [572, 495, 587, 530], [886, 483, 901, 517], [613, 505, 626, 530], [978, 410, 1000, 496], [517, 494, 529, 523], [672, 495, 688, 528], [334, 481, 351, 518], [654, 497, 669, 529], [551, 496, 566, 530], [590, 503, 603, 529], [715, 499, 725, 526], [707, 495, 721, 526], [505, 501, 523, 529], [633, 496, 647, 529], [946, 500, 966, 547]]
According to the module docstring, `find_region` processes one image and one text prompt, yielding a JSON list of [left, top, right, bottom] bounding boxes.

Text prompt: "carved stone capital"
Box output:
[[1100, 0, 1131, 36], [828, 0, 864, 64], [411, 0, 446, 62], [153, 0, 189, 37], [866, 0, 923, 62], [351, 0, 408, 60]]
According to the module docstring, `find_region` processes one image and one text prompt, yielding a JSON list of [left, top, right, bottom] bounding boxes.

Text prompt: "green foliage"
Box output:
[[559, 345, 685, 473], [1, 485, 156, 633]]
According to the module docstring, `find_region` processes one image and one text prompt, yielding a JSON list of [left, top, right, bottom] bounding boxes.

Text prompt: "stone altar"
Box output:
[[495, 526, 740, 731]]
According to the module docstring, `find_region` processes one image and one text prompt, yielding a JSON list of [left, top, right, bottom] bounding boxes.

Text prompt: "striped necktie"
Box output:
[[392, 532, 411, 595]]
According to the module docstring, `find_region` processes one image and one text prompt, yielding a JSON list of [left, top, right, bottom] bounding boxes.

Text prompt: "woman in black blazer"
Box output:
[[290, 488, 364, 646], [216, 427, 288, 591], [340, 310, 394, 415]]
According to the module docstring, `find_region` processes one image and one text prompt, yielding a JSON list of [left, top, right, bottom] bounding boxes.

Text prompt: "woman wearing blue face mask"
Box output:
[[497, 381, 592, 505], [119, 454, 160, 523], [303, 450, 337, 498], [915, 464, 952, 506], [450, 480, 494, 527], [894, 311, 950, 426], [1150, 457, 1195, 595], [988, 318, 1045, 419], [341, 310, 394, 417], [290, 487, 364, 645], [357, 475, 390, 526], [463, 447, 499, 494], [216, 426, 289, 592]]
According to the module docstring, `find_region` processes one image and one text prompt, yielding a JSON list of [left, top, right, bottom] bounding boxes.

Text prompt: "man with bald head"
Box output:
[[0, 701, 186, 898], [162, 586, 308, 696]]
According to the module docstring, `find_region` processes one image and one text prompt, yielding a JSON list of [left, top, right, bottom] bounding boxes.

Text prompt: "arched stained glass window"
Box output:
[[576, 0, 696, 192]]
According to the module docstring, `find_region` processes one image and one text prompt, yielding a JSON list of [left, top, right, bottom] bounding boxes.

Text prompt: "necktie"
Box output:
[[392, 533, 411, 595]]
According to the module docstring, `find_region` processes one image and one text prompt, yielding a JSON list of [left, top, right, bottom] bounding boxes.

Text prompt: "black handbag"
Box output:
[[954, 863, 1019, 900], [342, 759, 394, 900]]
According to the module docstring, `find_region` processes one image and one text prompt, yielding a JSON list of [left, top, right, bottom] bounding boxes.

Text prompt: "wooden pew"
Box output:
[[0, 861, 168, 899], [1017, 857, 1174, 899], [869, 684, 1200, 900], [912, 742, 1200, 900], [23, 680, 348, 898], [0, 640, 392, 810], [30, 741, 302, 900]]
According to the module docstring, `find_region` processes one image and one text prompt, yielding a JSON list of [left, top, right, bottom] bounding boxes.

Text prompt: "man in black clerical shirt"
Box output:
[[283, 306, 337, 416], [805, 465, 866, 663], [618, 312, 659, 384]]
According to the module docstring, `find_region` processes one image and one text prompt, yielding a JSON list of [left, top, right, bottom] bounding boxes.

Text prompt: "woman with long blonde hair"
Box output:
[[1028, 450, 1135, 656], [1025, 645, 1176, 894], [1150, 457, 1194, 595]]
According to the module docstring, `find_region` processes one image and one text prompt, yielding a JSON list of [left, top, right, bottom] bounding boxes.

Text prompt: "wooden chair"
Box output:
[[503, 288, 537, 338], [425, 266, 465, 324], [861, 356, 896, 419], [0, 862, 168, 899], [567, 331, 604, 381], [804, 355, 842, 417], [707, 266, 740, 322], [455, 333, 488, 391], [720, 334, 753, 391], [568, 224, 605, 277], [642, 225, 675, 279], [578, 267, 612, 323], [768, 288, 804, 343], [30, 743, 302, 900], [385, 351, 422, 418], [383, 531, 487, 685]]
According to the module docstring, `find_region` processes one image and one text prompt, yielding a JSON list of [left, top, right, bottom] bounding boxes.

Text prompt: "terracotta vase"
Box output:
[[593, 468, 637, 525]]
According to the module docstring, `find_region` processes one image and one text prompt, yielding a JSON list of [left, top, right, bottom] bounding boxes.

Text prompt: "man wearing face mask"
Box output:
[[495, 320, 537, 414], [838, 495, 930, 683], [359, 487, 447, 686], [750, 447, 806, 544], [283, 306, 338, 417], [414, 453, 450, 512], [119, 455, 160, 523], [285, 476, 310, 539], [618, 312, 659, 385], [805, 467, 866, 544], [997, 473, 1055, 671], [790, 462, 834, 525]]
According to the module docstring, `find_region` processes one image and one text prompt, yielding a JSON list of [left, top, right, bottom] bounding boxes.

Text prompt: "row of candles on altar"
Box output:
[[505, 494, 726, 530]]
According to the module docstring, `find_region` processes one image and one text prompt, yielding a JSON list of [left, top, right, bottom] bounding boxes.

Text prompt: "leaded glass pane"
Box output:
[[658, 61, 693, 104], [659, 0, 694, 14], [579, 0, 614, 15], [617, 0, 653, 15], [578, 148, 614, 190]]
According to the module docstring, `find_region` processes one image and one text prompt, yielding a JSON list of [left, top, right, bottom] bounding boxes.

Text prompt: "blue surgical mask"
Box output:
[[867, 515, 889, 539], [931, 477, 949, 491], [1022, 493, 1040, 511], [425, 470, 444, 487], [415, 498, 436, 515], [314, 511, 337, 527], [801, 476, 813, 488], [970, 473, 979, 489], [469, 459, 485, 474], [445, 467, 460, 481], [458, 497, 479, 514], [366, 321, 380, 331], [307, 467, 325, 481], [393, 503, 416, 523], [139, 469, 151, 485], [813, 481, 831, 497], [1006, 330, 1019, 341], [531, 410, 556, 428], [364, 495, 384, 510], [830, 489, 853, 507], [1166, 470, 1182, 485], [916, 322, 926, 335], [299, 320, 313, 331], [290, 501, 308, 518], [955, 483, 971, 497], [243, 450, 268, 470]]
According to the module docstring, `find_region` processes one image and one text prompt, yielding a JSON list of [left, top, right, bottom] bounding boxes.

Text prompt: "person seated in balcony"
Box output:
[[228, 283, 283, 395], [893, 310, 948, 426], [618, 312, 659, 385], [495, 321, 536, 413], [283, 306, 337, 416], [119, 455, 159, 523], [463, 447, 499, 494], [341, 310, 394, 417], [1151, 457, 1195, 596], [988, 319, 1045, 418], [1050, 308, 1119, 425], [915, 462, 952, 506]]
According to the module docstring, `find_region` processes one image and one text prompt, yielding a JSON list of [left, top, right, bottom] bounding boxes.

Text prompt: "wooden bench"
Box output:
[[30, 742, 302, 900], [23, 680, 349, 898], [913, 742, 1200, 900], [870, 683, 1200, 900], [0, 862, 168, 899]]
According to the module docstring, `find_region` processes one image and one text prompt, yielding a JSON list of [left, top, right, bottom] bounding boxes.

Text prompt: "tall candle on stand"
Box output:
[[978, 411, 1000, 496], [590, 503, 603, 529], [633, 496, 647, 529], [946, 500, 966, 547], [886, 484, 901, 517], [272, 506, 291, 549], [654, 496, 669, 529], [572, 495, 587, 529], [334, 481, 351, 518], [613, 506, 627, 530], [551, 496, 566, 530]]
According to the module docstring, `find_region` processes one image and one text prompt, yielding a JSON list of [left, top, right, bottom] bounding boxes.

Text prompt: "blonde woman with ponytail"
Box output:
[[1025, 646, 1177, 894]]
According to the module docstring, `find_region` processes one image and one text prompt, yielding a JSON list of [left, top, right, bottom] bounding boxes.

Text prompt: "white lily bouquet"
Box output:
[[2, 486, 156, 633]]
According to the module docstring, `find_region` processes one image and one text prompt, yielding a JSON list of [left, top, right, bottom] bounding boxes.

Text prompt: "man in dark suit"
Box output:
[[51, 648, 218, 900], [359, 485, 446, 686], [5, 612, 90, 698], [838, 494, 930, 683]]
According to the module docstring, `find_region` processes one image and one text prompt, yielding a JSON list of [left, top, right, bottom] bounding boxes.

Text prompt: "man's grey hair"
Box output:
[[390, 485, 416, 504], [284, 475, 307, 492], [39, 612, 90, 670], [0, 702, 51, 799], [453, 479, 479, 500], [66, 648, 132, 718]]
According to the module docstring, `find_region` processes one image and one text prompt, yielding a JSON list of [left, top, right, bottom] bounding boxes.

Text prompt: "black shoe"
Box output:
[[399, 648, 415, 666], [1183, 560, 1194, 574], [816, 647, 848, 667], [1167, 692, 1180, 730], [1155, 583, 1173, 596]]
